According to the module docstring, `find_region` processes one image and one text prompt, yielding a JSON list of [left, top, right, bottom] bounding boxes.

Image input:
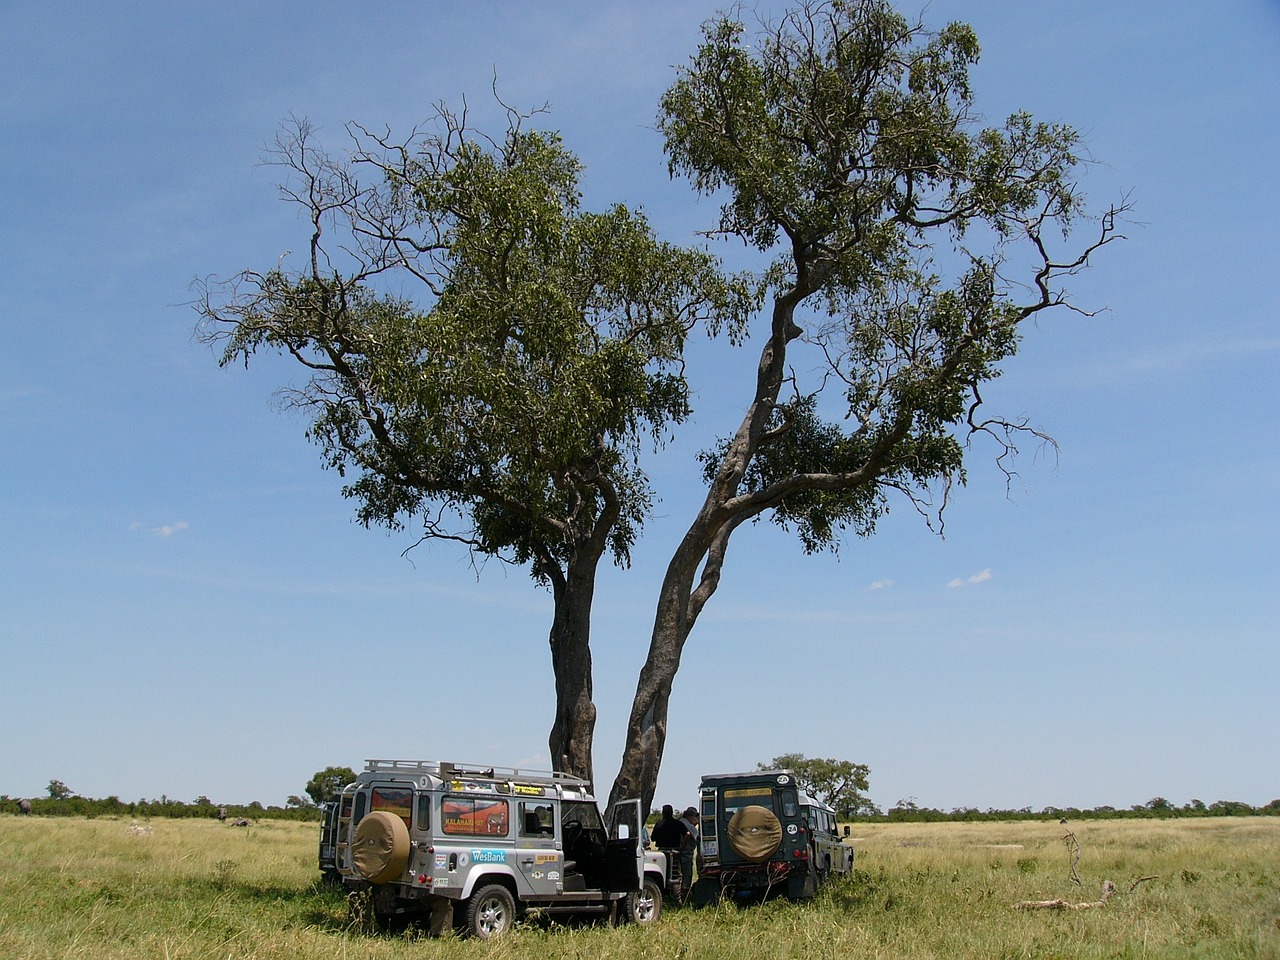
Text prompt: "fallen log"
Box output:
[[1017, 880, 1115, 910]]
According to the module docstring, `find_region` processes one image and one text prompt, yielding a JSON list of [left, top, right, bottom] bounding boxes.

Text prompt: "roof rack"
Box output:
[[362, 759, 590, 789]]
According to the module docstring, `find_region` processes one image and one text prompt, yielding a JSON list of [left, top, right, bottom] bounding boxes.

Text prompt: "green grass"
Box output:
[[2, 815, 1277, 958]]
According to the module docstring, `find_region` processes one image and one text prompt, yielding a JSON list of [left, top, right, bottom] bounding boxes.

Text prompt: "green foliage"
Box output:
[[659, 0, 1123, 548], [760, 753, 875, 818], [304, 766, 356, 806], [200, 110, 751, 584], [46, 779, 72, 800]]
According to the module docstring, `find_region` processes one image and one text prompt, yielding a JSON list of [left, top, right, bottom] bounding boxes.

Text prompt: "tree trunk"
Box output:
[[606, 539, 704, 813], [609, 291, 803, 813], [546, 552, 601, 787]]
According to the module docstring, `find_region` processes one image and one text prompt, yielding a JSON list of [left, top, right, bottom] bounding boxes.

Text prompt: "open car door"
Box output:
[[605, 798, 644, 893]]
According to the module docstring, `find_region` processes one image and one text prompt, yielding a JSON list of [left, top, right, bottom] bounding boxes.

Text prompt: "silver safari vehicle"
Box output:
[[332, 759, 666, 937]]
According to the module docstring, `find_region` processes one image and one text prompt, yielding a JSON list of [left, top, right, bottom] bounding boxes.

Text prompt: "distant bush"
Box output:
[[1, 792, 1272, 824], [0, 794, 323, 821], [847, 797, 1279, 824]]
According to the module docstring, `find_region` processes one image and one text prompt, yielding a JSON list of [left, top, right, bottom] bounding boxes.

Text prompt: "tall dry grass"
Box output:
[[1, 814, 1276, 959]]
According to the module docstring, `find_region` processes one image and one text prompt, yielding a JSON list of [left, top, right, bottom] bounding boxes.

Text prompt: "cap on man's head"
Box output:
[[662, 804, 674, 816], [684, 806, 699, 818]]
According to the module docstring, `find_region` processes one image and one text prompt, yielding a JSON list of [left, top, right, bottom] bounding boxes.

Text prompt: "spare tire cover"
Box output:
[[353, 811, 411, 884], [727, 805, 783, 862]]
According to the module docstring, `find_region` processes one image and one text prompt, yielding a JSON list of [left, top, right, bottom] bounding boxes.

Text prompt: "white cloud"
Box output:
[[948, 568, 993, 588], [867, 579, 894, 591], [131, 521, 190, 538]]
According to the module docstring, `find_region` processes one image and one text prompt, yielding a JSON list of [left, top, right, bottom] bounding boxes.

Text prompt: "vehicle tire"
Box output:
[[726, 805, 782, 862], [467, 884, 517, 939], [624, 877, 663, 924], [351, 811, 410, 884]]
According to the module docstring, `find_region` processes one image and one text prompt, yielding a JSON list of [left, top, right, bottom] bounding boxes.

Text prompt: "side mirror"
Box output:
[[843, 825, 851, 837]]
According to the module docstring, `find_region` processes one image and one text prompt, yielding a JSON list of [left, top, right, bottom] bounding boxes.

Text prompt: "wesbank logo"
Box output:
[[470, 849, 508, 864]]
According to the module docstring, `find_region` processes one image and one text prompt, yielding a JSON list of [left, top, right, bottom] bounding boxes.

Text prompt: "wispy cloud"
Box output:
[[1100, 333, 1280, 383], [867, 579, 894, 591], [947, 568, 992, 589], [130, 521, 189, 538]]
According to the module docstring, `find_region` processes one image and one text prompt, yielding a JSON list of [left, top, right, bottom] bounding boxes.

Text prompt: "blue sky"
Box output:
[[2, 0, 1277, 813]]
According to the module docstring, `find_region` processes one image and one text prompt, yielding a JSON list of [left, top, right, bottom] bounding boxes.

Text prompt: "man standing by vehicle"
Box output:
[[650, 804, 690, 896], [678, 806, 700, 903]]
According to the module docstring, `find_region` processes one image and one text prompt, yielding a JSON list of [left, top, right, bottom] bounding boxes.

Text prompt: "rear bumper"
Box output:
[[699, 859, 799, 888]]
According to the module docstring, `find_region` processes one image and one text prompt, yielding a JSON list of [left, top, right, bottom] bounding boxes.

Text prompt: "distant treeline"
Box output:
[[0, 794, 323, 821], [852, 796, 1280, 823], [3, 793, 1277, 823]]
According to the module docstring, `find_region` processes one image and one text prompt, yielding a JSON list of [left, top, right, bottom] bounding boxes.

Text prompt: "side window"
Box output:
[[781, 790, 798, 818], [415, 793, 432, 832], [353, 792, 368, 825], [442, 796, 510, 836], [371, 786, 414, 830], [519, 802, 555, 837]]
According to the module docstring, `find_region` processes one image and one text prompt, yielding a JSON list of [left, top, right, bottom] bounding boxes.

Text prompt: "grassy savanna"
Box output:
[[1, 815, 1276, 959]]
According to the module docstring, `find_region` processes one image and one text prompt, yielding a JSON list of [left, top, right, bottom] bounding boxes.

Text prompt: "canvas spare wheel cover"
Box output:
[[727, 804, 783, 862], [353, 810, 411, 884]]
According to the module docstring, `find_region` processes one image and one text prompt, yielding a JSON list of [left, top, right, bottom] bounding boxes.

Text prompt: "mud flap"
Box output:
[[787, 866, 817, 900], [691, 877, 721, 908]]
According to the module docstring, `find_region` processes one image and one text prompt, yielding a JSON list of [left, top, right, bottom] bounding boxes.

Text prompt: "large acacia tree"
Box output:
[[198, 108, 748, 784], [609, 0, 1125, 812]]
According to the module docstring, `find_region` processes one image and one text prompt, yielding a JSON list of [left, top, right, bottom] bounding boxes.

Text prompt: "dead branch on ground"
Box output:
[[1014, 831, 1160, 910], [1017, 880, 1115, 910]]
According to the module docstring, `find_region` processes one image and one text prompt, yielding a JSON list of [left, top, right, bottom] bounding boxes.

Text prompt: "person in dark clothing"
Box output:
[[650, 804, 689, 850], [650, 804, 691, 892]]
